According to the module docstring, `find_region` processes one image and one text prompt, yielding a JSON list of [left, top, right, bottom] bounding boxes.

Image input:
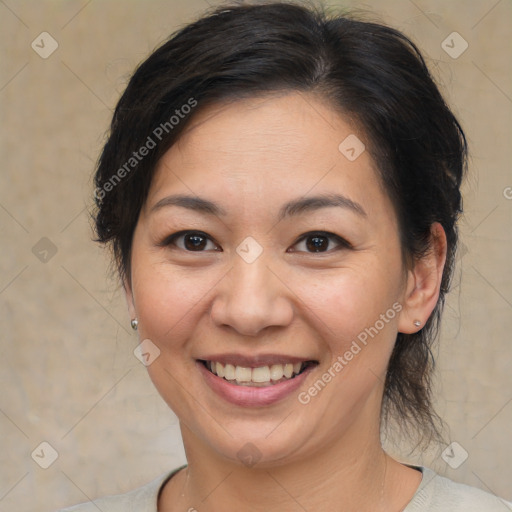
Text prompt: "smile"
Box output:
[[197, 357, 319, 407], [201, 360, 317, 387]]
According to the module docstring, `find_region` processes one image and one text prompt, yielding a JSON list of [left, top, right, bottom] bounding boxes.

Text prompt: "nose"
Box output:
[[210, 253, 294, 337]]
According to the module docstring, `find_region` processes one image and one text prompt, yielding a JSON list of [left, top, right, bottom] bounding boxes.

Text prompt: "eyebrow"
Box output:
[[151, 194, 227, 216], [278, 193, 367, 220], [150, 193, 367, 219]]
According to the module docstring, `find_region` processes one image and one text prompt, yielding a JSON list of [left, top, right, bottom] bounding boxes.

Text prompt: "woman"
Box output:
[[59, 1, 511, 510]]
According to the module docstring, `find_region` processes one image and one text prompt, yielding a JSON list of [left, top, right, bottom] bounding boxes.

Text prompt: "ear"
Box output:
[[398, 222, 447, 334], [123, 275, 137, 321]]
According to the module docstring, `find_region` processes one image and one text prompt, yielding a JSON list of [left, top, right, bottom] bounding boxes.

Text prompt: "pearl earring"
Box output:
[[131, 319, 138, 330]]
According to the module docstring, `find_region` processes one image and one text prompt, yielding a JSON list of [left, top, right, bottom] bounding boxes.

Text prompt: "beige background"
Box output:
[[0, 0, 510, 510]]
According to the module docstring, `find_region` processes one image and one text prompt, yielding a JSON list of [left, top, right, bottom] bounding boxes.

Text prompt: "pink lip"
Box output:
[[196, 360, 316, 407]]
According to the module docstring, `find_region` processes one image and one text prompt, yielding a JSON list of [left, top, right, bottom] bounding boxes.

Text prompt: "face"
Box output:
[[126, 92, 413, 467]]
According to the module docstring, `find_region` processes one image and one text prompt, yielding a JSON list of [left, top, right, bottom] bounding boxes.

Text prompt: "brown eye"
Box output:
[[290, 231, 351, 253], [183, 233, 208, 250], [161, 231, 221, 252], [306, 234, 329, 252]]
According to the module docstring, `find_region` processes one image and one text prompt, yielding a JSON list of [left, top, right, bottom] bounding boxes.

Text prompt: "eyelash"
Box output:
[[159, 230, 352, 253]]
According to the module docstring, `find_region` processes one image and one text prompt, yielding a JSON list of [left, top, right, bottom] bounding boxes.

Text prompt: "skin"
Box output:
[[124, 91, 447, 511]]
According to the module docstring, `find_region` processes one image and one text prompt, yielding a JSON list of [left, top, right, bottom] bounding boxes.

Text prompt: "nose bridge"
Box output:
[[210, 246, 293, 336]]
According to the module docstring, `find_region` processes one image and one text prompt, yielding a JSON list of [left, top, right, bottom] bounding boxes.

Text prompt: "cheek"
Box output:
[[130, 253, 214, 348], [294, 265, 399, 349]]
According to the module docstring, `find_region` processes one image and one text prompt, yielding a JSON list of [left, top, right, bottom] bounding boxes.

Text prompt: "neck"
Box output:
[[161, 423, 401, 511]]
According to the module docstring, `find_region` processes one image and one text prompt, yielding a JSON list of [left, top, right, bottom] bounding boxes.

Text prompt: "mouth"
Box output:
[[198, 359, 319, 387]]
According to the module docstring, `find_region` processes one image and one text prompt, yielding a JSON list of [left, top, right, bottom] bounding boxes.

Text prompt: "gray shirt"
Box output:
[[57, 465, 512, 511]]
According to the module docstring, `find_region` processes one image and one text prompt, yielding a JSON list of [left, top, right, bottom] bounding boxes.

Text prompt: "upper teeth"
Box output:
[[208, 361, 303, 385]]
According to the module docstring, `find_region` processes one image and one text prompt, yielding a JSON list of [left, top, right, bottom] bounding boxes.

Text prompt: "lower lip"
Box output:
[[197, 361, 315, 407]]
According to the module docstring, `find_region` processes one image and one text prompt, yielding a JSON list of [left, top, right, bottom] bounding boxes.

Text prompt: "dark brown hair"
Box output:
[[93, 0, 467, 446]]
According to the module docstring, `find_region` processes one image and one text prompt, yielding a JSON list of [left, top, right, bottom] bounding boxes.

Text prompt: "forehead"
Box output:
[[171, 92, 350, 159], [147, 92, 390, 222]]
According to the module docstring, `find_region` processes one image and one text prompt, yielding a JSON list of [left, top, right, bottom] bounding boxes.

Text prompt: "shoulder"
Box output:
[[405, 466, 512, 512], [55, 466, 185, 512]]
